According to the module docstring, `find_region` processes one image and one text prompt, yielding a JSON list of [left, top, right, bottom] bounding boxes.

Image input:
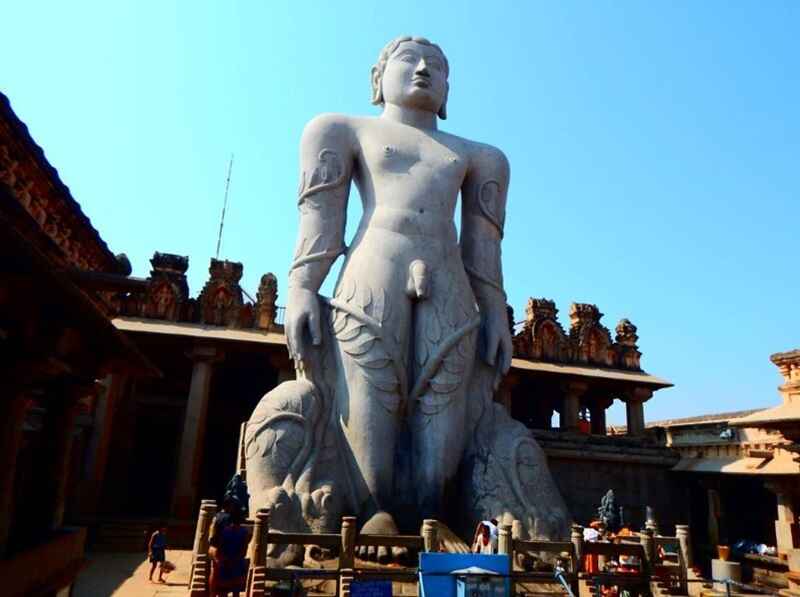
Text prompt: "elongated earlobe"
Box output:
[[371, 66, 383, 105], [438, 83, 449, 120]]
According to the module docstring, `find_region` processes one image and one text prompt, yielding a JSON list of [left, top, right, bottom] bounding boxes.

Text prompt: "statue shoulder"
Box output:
[[301, 113, 359, 149], [465, 139, 510, 180]]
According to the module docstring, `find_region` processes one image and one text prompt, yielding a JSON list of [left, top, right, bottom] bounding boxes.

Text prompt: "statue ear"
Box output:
[[370, 66, 383, 105], [437, 82, 449, 120]]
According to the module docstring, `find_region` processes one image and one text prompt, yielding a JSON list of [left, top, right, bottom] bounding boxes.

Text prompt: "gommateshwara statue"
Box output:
[[245, 35, 570, 560]]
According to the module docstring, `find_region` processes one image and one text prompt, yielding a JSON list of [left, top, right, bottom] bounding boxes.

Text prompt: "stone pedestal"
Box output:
[[172, 345, 222, 519], [711, 559, 741, 592]]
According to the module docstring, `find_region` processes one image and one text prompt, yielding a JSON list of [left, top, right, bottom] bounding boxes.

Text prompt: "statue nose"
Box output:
[[415, 62, 430, 77]]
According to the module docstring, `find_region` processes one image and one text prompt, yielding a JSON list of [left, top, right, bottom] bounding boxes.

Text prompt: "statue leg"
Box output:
[[329, 274, 410, 520], [410, 268, 479, 520]]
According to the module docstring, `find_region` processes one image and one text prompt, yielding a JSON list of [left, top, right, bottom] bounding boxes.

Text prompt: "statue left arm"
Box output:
[[461, 145, 512, 387]]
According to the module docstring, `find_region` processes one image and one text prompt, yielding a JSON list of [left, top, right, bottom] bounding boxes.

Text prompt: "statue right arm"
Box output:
[[286, 114, 354, 361]]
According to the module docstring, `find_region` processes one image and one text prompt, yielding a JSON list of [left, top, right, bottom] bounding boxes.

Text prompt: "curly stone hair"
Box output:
[[371, 35, 449, 119]]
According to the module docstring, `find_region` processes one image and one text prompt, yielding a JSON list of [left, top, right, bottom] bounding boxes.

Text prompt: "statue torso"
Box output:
[[333, 116, 479, 327], [350, 117, 471, 247]]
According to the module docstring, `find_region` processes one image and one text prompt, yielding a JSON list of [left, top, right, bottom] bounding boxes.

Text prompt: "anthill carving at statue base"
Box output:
[[244, 36, 571, 558]]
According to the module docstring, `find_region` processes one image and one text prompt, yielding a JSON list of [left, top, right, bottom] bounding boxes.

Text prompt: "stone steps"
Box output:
[[89, 520, 153, 552], [88, 519, 196, 552]]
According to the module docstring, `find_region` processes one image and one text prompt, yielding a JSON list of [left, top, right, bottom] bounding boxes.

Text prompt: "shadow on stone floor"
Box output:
[[75, 552, 144, 596], [74, 550, 191, 596]]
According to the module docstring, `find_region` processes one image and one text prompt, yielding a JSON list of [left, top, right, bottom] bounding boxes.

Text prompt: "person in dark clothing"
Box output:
[[209, 496, 237, 549], [209, 509, 251, 597], [147, 524, 168, 583]]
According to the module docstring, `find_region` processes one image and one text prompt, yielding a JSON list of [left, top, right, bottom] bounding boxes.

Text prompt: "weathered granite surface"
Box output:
[[245, 36, 570, 543]]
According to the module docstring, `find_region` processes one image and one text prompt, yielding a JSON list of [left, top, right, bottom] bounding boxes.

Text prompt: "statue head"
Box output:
[[371, 36, 449, 119]]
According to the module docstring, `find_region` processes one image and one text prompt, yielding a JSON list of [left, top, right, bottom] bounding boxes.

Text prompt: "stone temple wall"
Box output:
[[533, 430, 688, 531]]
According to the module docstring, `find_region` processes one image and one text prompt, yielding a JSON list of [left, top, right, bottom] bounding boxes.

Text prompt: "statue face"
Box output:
[[380, 40, 447, 115]]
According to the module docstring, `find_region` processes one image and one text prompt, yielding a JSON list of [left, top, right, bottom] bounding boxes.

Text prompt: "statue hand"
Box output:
[[286, 287, 322, 362], [481, 307, 513, 389]]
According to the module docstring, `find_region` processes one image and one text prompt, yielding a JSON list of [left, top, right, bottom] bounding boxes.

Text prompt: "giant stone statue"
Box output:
[[245, 36, 570, 555]]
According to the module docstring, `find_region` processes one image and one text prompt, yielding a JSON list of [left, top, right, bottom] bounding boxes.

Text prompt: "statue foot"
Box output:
[[355, 511, 409, 563]]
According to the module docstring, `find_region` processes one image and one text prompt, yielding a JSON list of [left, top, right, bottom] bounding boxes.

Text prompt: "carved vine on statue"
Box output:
[[244, 35, 571, 551]]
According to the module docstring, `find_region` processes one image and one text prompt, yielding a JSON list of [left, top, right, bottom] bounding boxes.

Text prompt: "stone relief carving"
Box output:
[[197, 259, 245, 327], [513, 297, 645, 371]]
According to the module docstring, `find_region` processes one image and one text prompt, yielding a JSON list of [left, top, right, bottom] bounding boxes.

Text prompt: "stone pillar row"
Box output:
[[556, 384, 653, 436]]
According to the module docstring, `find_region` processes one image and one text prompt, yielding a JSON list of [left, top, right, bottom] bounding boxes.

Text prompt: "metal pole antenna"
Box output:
[[215, 154, 234, 259]]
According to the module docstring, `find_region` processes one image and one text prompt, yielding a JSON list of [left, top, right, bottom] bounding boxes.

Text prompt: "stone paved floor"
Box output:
[[74, 550, 192, 596]]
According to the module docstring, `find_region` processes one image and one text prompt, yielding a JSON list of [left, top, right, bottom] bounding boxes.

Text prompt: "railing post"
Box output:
[[190, 499, 217, 596], [498, 523, 512, 555], [246, 510, 270, 597], [571, 524, 584, 573], [192, 499, 218, 563], [511, 519, 524, 541], [422, 519, 439, 553], [251, 509, 269, 567], [511, 520, 524, 571], [676, 524, 693, 568], [339, 516, 356, 597], [645, 506, 659, 536], [236, 422, 248, 481], [641, 527, 655, 573]]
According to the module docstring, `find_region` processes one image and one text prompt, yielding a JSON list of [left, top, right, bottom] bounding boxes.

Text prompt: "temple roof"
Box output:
[[728, 403, 800, 428], [647, 409, 763, 429], [0, 91, 122, 273], [113, 316, 285, 345], [510, 358, 672, 388]]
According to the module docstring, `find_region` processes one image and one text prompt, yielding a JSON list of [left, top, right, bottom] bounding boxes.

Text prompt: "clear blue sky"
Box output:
[[2, 1, 797, 423]]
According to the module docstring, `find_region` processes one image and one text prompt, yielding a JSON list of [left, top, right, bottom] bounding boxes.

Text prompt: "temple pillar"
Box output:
[[43, 382, 92, 530], [172, 345, 223, 519], [623, 387, 652, 436], [533, 398, 554, 430], [78, 373, 128, 517], [706, 485, 722, 549], [496, 373, 520, 413], [269, 351, 295, 385], [589, 399, 610, 435], [560, 380, 588, 432], [766, 480, 798, 557], [0, 394, 30, 556]]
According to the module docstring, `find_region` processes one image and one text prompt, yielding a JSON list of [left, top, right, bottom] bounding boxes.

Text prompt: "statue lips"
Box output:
[[412, 77, 431, 89]]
